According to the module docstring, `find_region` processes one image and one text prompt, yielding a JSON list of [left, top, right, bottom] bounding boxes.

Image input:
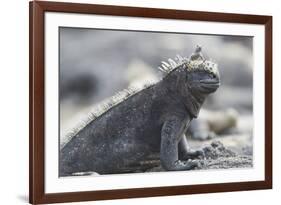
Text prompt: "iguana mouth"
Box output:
[[200, 79, 220, 85], [199, 79, 220, 92]]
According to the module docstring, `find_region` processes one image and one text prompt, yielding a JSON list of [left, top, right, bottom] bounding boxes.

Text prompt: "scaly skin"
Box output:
[[60, 49, 220, 176]]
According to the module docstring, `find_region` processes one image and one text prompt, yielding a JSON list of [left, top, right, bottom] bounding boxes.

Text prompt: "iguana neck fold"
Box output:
[[182, 88, 205, 118]]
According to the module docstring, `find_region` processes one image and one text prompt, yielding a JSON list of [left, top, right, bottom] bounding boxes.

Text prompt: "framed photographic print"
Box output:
[[29, 1, 272, 204]]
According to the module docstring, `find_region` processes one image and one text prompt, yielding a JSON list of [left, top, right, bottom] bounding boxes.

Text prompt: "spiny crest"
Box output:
[[158, 54, 188, 73]]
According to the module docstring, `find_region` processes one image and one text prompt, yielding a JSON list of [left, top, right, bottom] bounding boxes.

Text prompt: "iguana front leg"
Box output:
[[178, 135, 205, 160], [160, 116, 198, 171]]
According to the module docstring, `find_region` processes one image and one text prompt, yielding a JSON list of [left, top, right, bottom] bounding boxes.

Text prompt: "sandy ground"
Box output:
[[144, 137, 252, 173]]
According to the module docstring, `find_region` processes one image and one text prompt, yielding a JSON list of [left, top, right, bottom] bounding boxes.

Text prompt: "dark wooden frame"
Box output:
[[29, 1, 272, 204]]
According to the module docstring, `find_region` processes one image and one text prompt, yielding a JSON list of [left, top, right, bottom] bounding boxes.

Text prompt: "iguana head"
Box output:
[[184, 59, 220, 94], [159, 46, 220, 117]]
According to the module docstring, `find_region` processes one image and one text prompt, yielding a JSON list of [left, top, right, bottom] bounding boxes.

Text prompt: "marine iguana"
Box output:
[[60, 46, 220, 176]]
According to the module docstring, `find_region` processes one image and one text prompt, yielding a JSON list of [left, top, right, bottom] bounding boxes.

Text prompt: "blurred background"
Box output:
[[59, 27, 253, 157]]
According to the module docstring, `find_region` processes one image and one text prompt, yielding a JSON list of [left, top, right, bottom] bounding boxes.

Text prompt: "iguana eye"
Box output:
[[209, 73, 216, 78]]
